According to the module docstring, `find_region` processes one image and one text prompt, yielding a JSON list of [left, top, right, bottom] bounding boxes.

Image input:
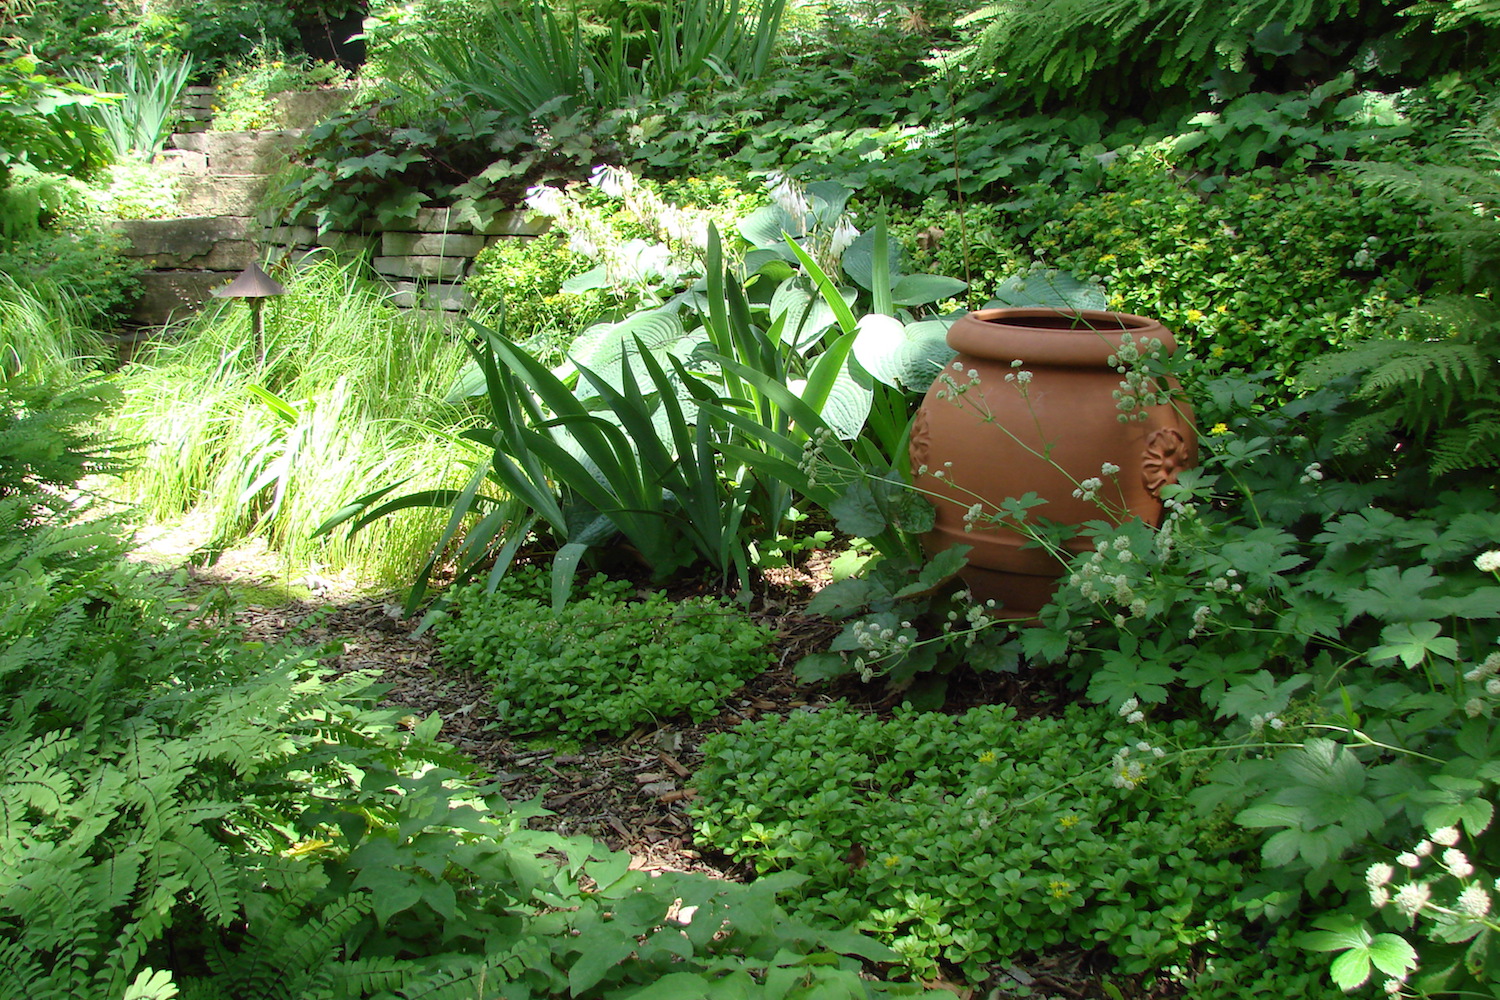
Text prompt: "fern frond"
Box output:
[[121, 966, 181, 1000], [162, 827, 241, 928], [322, 956, 422, 998], [1428, 400, 1500, 474]]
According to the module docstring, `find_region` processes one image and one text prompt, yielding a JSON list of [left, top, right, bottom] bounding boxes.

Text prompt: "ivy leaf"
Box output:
[[1367, 620, 1457, 668]]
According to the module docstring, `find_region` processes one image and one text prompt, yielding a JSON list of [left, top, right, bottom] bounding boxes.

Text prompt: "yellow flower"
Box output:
[[883, 855, 901, 868], [1211, 422, 1229, 435], [1047, 879, 1073, 899], [978, 750, 997, 764], [1185, 308, 1204, 323], [1059, 814, 1080, 830], [1211, 345, 1227, 358]]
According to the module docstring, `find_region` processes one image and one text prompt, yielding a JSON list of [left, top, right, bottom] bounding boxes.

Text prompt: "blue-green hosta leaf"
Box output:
[[793, 365, 871, 440], [841, 225, 904, 290], [769, 276, 847, 353], [560, 263, 609, 294], [568, 310, 687, 398], [891, 273, 967, 307], [850, 314, 956, 391], [985, 269, 1107, 310], [745, 247, 796, 275], [805, 179, 853, 226], [738, 204, 807, 249]]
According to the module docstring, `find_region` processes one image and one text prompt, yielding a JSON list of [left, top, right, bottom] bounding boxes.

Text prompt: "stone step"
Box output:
[[176, 175, 272, 217], [129, 271, 237, 326], [168, 129, 304, 174], [110, 216, 257, 271]]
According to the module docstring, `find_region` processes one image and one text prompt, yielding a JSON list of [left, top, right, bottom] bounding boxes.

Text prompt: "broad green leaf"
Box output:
[[850, 314, 954, 391], [841, 225, 903, 290], [1368, 620, 1458, 668], [892, 273, 968, 307], [739, 204, 806, 249], [985, 269, 1107, 310]]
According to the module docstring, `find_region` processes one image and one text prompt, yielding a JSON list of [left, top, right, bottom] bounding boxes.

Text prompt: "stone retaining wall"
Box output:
[[114, 124, 548, 326]]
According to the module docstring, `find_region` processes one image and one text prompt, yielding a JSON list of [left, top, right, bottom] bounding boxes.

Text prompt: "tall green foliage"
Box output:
[[950, 0, 1472, 110], [113, 257, 476, 584], [0, 372, 923, 1000], [66, 51, 196, 160], [1306, 108, 1500, 475]]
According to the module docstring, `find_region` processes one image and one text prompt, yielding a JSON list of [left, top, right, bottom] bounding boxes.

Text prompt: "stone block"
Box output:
[[177, 175, 270, 217], [381, 231, 486, 257], [316, 231, 380, 255], [109, 217, 255, 266], [203, 130, 305, 174], [264, 224, 318, 247], [154, 148, 208, 174], [169, 132, 209, 154], [271, 87, 354, 128], [389, 281, 472, 311], [481, 210, 552, 236], [372, 255, 467, 280], [128, 271, 237, 325]]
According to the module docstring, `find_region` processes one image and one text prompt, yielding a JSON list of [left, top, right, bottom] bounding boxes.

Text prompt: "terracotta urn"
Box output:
[[909, 308, 1196, 616]]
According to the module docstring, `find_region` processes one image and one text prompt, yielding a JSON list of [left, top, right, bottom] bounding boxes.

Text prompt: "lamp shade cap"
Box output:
[[211, 263, 287, 298]]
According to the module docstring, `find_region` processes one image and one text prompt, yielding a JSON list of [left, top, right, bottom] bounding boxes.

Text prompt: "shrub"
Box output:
[[0, 227, 143, 325], [466, 231, 610, 362], [0, 387, 916, 1000], [1020, 149, 1431, 382], [438, 573, 774, 737], [212, 47, 349, 131]]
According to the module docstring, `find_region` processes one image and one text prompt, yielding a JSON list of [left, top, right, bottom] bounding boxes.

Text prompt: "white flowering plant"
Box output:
[[988, 362, 1500, 995]]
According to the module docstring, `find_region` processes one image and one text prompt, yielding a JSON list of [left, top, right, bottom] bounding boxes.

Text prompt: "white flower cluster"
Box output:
[[934, 361, 981, 402], [765, 171, 860, 274], [850, 618, 915, 654], [1155, 494, 1195, 560], [1477, 549, 1500, 574], [1299, 461, 1324, 485], [1072, 462, 1123, 503], [1246, 712, 1285, 735], [1459, 648, 1500, 718], [1118, 696, 1145, 726], [1107, 333, 1170, 423], [1110, 739, 1164, 789], [1366, 820, 1499, 996], [524, 167, 719, 295], [797, 427, 837, 486], [1067, 534, 1145, 615]]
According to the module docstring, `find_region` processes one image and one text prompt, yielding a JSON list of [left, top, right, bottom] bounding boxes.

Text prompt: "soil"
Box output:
[[126, 520, 1123, 999]]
